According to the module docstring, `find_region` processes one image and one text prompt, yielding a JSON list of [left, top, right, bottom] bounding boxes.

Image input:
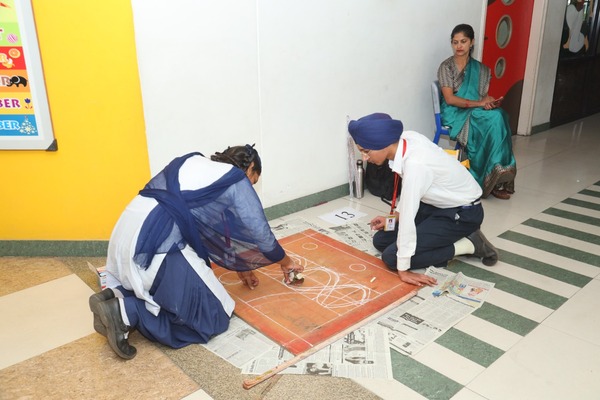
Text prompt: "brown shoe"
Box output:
[[492, 188, 510, 200]]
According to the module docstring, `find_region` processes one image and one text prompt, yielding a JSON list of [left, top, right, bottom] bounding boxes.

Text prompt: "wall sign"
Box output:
[[0, 0, 55, 150]]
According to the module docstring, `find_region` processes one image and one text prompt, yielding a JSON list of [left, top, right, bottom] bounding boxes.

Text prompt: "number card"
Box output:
[[318, 207, 366, 226]]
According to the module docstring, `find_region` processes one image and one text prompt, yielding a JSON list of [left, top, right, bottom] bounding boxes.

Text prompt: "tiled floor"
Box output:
[[2, 113, 600, 400]]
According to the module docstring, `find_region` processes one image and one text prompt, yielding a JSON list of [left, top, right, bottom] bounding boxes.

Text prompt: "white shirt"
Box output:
[[389, 130, 482, 271]]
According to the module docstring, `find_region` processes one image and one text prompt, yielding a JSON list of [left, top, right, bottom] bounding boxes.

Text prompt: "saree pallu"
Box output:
[[440, 58, 516, 198]]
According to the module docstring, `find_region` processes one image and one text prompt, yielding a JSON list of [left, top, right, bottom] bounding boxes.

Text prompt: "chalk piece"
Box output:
[[290, 272, 305, 286]]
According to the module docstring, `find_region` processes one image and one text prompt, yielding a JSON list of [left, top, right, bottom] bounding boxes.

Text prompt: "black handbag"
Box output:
[[364, 162, 399, 204]]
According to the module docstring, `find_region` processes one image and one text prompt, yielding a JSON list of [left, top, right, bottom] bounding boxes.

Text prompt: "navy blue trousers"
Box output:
[[373, 201, 483, 270], [119, 248, 230, 349]]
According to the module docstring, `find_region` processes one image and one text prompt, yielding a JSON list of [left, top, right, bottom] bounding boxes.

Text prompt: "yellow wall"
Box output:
[[0, 1, 149, 240]]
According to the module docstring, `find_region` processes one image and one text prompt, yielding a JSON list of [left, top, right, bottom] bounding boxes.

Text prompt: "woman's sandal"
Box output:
[[492, 188, 511, 200]]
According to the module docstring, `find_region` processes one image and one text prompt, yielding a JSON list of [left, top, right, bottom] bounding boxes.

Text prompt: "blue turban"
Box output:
[[348, 113, 403, 150]]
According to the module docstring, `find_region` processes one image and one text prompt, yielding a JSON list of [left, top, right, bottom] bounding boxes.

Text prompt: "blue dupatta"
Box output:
[[134, 152, 284, 271]]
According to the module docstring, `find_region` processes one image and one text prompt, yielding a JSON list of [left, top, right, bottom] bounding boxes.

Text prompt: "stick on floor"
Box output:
[[242, 289, 417, 390]]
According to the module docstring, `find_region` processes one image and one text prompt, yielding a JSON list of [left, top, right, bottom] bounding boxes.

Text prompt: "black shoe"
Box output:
[[90, 297, 137, 359], [467, 230, 499, 266], [88, 288, 115, 337]]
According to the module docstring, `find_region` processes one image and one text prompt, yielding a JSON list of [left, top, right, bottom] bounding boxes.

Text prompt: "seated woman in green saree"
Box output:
[[437, 24, 516, 200]]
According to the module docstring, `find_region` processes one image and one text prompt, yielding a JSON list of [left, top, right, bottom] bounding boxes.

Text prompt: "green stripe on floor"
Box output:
[[472, 302, 538, 336], [562, 198, 600, 211], [543, 207, 600, 226], [448, 261, 568, 310], [435, 328, 504, 367], [579, 189, 600, 199], [499, 231, 600, 267], [522, 219, 600, 245], [498, 249, 591, 288], [391, 349, 462, 400]]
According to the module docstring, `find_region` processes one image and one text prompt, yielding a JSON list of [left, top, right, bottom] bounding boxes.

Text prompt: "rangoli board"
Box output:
[[212, 229, 418, 355]]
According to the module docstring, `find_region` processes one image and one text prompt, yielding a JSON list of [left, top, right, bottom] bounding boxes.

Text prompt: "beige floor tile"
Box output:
[[467, 324, 600, 400], [542, 279, 600, 346], [0, 333, 199, 400], [0, 274, 95, 369], [0, 257, 72, 296], [412, 342, 485, 386]]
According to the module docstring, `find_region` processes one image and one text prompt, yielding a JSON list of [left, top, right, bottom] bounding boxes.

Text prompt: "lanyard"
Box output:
[[389, 139, 406, 214]]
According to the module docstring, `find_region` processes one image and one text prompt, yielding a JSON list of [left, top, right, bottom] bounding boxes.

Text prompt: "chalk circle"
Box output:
[[301, 242, 318, 251], [218, 271, 241, 285], [348, 263, 367, 272]]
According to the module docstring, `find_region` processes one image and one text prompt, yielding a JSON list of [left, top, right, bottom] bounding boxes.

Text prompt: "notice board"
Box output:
[[0, 0, 55, 150]]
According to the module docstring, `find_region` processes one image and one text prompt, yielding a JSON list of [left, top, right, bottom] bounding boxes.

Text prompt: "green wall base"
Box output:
[[1, 184, 349, 257], [0, 240, 109, 257]]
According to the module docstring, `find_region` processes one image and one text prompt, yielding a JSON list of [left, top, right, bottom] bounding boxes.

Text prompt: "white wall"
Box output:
[[131, 0, 485, 207]]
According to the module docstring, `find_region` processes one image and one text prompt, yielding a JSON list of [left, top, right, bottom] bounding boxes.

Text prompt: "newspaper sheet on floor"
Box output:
[[241, 324, 393, 379], [377, 266, 494, 356], [328, 222, 381, 257], [201, 316, 275, 368], [270, 217, 330, 240], [205, 266, 493, 376], [271, 217, 381, 257]]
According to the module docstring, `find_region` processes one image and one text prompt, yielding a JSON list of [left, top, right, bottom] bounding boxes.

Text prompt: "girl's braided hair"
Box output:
[[211, 143, 262, 175]]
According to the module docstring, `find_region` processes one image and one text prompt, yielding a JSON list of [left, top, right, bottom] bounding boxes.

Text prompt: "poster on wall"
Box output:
[[0, 0, 55, 150]]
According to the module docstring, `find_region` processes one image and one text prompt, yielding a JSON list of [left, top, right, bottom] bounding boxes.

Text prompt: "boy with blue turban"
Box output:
[[348, 113, 498, 287]]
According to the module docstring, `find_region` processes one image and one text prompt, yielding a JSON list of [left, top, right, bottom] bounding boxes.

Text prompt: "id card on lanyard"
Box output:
[[384, 139, 405, 231]]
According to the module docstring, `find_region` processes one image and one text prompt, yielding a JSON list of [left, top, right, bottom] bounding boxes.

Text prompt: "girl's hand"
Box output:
[[237, 270, 259, 290], [279, 255, 304, 284]]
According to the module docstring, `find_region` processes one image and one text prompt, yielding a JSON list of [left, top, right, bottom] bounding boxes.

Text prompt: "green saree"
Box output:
[[439, 58, 516, 198]]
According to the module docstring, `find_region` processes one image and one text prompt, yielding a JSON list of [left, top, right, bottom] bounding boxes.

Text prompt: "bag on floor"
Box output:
[[364, 162, 399, 203]]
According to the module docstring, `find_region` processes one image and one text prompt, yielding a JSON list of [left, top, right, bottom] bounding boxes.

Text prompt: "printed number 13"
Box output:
[[335, 211, 355, 220]]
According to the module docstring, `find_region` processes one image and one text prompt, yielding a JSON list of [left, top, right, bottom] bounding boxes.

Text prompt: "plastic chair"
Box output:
[[431, 80, 460, 149]]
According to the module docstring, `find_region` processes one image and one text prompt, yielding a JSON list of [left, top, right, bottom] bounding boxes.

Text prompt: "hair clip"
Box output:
[[245, 143, 256, 158]]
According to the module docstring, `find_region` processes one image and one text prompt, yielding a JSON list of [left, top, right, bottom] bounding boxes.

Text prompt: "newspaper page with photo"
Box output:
[[378, 267, 495, 356], [428, 267, 494, 307], [328, 222, 381, 257], [241, 324, 393, 379]]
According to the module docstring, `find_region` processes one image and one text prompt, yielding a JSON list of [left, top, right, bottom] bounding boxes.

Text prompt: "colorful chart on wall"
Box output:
[[0, 0, 55, 150], [212, 229, 418, 355]]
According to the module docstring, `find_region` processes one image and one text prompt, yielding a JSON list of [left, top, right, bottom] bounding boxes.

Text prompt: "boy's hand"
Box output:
[[397, 270, 437, 287]]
